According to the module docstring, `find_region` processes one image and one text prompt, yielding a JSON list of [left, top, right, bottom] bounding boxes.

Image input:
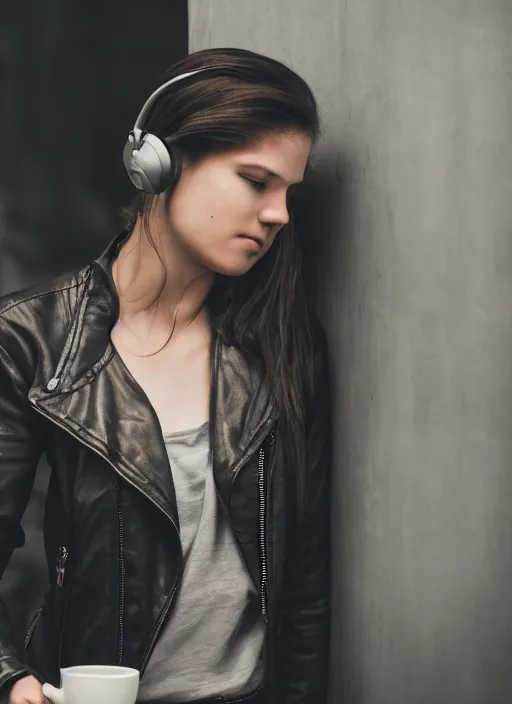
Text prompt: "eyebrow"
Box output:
[[240, 163, 304, 185]]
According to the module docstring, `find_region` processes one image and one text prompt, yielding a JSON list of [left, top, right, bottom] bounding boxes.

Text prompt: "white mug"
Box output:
[[42, 665, 140, 704]]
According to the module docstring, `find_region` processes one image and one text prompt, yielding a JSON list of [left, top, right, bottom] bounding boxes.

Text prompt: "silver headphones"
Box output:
[[123, 66, 231, 194]]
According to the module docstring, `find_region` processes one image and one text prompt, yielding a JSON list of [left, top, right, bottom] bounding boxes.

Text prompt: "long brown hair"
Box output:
[[120, 47, 321, 520]]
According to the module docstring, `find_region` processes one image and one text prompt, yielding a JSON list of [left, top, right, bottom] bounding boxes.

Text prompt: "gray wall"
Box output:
[[189, 2, 512, 702]]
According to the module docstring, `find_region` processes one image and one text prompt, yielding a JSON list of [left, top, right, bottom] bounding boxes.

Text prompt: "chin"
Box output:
[[205, 255, 261, 278]]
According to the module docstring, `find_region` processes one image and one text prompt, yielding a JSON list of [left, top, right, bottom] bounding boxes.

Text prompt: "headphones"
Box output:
[[123, 66, 232, 194]]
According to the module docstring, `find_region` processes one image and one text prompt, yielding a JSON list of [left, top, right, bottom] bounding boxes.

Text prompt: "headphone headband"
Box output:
[[131, 65, 236, 146]]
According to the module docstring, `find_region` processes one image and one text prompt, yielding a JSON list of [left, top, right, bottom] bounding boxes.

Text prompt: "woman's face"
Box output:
[[163, 129, 313, 276]]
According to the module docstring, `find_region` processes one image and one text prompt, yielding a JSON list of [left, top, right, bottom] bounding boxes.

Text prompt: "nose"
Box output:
[[259, 192, 290, 228]]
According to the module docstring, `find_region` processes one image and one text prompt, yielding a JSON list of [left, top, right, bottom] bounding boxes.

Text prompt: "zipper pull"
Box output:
[[46, 377, 60, 392], [56, 547, 69, 587]]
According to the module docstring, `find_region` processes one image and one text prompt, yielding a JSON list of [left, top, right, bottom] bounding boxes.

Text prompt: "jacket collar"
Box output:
[[30, 230, 277, 526], [64, 228, 235, 387]]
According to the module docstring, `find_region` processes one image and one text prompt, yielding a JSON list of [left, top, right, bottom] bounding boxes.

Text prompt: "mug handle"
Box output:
[[42, 682, 65, 704]]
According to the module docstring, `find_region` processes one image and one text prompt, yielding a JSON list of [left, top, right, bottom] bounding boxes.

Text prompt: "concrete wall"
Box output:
[[189, 2, 512, 702]]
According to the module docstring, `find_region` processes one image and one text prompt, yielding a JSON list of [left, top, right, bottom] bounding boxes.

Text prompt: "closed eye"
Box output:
[[241, 176, 267, 192], [241, 175, 301, 206]]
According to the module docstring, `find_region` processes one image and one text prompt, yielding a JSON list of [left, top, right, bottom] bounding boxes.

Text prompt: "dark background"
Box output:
[[0, 0, 188, 645]]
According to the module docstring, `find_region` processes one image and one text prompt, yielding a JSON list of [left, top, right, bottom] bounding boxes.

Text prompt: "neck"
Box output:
[[112, 208, 215, 336]]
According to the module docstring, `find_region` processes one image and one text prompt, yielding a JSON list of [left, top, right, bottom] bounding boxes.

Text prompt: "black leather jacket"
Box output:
[[0, 232, 331, 703]]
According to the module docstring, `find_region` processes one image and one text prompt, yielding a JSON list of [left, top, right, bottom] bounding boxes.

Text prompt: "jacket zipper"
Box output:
[[139, 556, 183, 675], [24, 606, 43, 650], [115, 478, 125, 665], [56, 546, 69, 588], [258, 426, 276, 621], [258, 446, 269, 621], [56, 546, 70, 668]]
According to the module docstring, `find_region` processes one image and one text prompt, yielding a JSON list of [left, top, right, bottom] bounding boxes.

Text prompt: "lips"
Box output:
[[237, 234, 264, 249]]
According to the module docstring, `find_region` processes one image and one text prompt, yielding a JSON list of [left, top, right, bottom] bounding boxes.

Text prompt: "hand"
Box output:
[[9, 675, 48, 704]]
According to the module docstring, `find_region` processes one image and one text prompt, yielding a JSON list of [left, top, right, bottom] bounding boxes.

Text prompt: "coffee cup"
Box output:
[[42, 665, 139, 704]]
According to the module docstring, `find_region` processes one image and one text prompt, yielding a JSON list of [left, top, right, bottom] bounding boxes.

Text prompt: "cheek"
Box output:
[[171, 175, 248, 233]]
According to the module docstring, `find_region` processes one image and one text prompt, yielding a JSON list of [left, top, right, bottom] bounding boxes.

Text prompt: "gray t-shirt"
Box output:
[[137, 420, 266, 703]]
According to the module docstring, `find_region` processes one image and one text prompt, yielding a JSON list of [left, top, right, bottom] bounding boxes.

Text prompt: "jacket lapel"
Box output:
[[210, 334, 277, 508], [30, 347, 180, 530], [29, 230, 277, 530]]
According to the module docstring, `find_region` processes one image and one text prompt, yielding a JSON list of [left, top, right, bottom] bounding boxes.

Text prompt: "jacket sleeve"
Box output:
[[279, 316, 332, 703], [0, 332, 45, 696]]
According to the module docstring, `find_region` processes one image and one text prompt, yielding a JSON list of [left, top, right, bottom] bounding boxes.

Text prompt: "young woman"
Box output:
[[0, 48, 332, 704]]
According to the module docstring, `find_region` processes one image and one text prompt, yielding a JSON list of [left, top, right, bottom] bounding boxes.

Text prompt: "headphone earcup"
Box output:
[[123, 132, 182, 194]]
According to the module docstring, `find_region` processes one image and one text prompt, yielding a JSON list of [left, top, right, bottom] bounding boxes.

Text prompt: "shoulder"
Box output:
[[0, 266, 89, 360], [0, 266, 89, 320], [0, 267, 86, 317]]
